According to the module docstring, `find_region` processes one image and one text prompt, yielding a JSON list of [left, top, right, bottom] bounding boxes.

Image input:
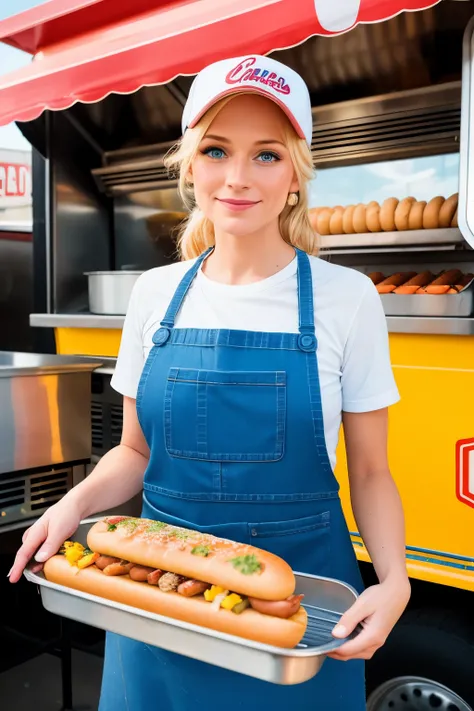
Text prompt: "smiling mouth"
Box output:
[[217, 199, 260, 206]]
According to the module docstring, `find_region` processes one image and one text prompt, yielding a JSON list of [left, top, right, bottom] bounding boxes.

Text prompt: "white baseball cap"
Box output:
[[181, 55, 313, 146]]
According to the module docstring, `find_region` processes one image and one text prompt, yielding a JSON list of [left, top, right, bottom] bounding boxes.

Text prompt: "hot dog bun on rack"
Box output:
[[86, 517, 295, 601], [44, 556, 307, 648], [308, 192, 460, 235]]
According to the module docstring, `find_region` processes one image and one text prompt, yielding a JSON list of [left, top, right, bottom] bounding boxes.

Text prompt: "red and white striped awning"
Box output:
[[0, 0, 442, 127]]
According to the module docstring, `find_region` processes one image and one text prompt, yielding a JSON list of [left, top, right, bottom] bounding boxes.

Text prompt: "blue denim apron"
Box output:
[[99, 248, 366, 710]]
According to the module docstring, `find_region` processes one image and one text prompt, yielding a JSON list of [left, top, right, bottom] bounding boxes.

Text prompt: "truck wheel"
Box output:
[[366, 608, 474, 711]]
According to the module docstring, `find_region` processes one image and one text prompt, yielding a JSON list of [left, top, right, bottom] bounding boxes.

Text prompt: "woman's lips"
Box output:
[[216, 198, 260, 212]]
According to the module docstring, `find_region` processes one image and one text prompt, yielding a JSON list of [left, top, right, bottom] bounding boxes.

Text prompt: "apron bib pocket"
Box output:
[[164, 367, 286, 462]]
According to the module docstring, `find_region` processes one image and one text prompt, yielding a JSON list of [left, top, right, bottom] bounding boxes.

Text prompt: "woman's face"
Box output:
[[190, 94, 299, 238]]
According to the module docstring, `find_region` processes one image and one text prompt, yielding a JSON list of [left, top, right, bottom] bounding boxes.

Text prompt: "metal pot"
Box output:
[[85, 271, 143, 315]]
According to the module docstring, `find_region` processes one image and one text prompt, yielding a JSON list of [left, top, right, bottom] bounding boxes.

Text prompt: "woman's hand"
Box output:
[[329, 577, 411, 661], [8, 495, 84, 583]]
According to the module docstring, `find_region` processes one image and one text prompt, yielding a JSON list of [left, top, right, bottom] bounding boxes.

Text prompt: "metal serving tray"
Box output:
[[381, 282, 474, 317], [24, 519, 359, 685]]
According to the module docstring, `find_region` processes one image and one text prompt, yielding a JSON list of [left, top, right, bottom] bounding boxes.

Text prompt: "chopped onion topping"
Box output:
[[211, 590, 229, 612]]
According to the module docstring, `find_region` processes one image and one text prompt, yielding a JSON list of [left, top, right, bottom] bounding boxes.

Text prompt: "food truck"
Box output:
[[0, 1, 473, 709]]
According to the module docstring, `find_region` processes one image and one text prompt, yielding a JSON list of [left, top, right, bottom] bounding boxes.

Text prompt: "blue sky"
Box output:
[[0, 1, 46, 151]]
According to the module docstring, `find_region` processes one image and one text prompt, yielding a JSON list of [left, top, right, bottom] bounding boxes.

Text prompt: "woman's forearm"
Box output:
[[351, 470, 408, 586], [66, 444, 148, 518]]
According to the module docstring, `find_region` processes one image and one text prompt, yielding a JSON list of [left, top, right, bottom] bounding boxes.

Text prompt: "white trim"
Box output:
[[393, 364, 474, 374]]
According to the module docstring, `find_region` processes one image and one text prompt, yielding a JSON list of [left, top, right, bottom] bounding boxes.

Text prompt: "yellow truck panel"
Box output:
[[336, 332, 474, 589]]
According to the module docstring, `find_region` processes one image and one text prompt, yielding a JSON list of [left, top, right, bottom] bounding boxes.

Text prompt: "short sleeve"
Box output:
[[110, 278, 146, 399], [341, 280, 400, 413]]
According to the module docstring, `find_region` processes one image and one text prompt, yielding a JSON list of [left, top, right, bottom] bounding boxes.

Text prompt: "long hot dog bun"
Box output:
[[86, 518, 295, 601], [408, 201, 426, 231], [316, 208, 333, 236], [43, 556, 307, 649], [438, 193, 458, 228], [366, 201, 381, 232], [394, 197, 416, 231], [423, 196, 444, 229], [380, 198, 399, 231]]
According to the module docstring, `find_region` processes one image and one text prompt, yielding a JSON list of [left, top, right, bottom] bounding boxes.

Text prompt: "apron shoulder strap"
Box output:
[[296, 249, 315, 333], [296, 249, 318, 353], [161, 248, 213, 328]]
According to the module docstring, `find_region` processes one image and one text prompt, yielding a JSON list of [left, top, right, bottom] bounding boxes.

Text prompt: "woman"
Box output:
[[9, 55, 410, 710]]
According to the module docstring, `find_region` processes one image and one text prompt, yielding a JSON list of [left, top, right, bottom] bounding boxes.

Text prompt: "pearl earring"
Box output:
[[287, 192, 299, 206]]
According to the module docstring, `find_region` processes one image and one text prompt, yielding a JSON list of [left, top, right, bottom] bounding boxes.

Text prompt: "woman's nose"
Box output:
[[225, 157, 250, 190]]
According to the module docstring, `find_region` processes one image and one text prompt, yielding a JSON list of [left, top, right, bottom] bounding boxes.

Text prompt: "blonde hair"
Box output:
[[164, 95, 317, 260]]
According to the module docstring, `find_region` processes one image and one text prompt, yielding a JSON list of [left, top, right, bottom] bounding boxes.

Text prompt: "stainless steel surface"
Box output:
[[459, 16, 474, 250], [0, 463, 87, 528], [309, 82, 461, 168], [92, 141, 177, 195], [0, 351, 102, 377], [90, 372, 123, 457], [25, 517, 359, 685], [30, 313, 125, 329], [85, 270, 143, 315], [45, 154, 52, 314], [367, 676, 472, 711], [0, 230, 34, 352], [91, 82, 463, 193], [382, 287, 474, 317], [114, 194, 183, 271], [29, 311, 474, 336], [386, 316, 474, 335], [319, 228, 465, 252], [52, 111, 111, 315], [0, 352, 99, 477]]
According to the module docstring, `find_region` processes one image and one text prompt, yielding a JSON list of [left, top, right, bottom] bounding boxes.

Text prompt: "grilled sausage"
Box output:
[[95, 555, 121, 571], [422, 269, 463, 294], [376, 272, 417, 294], [393, 271, 434, 294], [129, 565, 156, 582], [248, 594, 305, 620], [146, 569, 164, 585], [368, 272, 385, 285], [447, 273, 474, 293], [103, 561, 134, 576], [177, 580, 210, 597]]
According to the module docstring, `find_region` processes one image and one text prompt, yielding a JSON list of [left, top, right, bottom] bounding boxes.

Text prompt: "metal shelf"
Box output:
[[318, 228, 466, 253]]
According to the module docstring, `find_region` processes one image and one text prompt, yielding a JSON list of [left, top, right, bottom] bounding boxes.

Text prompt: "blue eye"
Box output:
[[257, 151, 280, 163], [203, 147, 226, 159]]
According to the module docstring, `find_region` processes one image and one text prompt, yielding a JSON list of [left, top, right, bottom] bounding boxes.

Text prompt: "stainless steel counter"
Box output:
[[386, 317, 474, 335], [0, 350, 103, 376], [30, 313, 125, 329], [30, 312, 474, 336]]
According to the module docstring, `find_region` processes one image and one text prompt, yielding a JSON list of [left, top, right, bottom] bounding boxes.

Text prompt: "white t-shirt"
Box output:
[[111, 255, 400, 469]]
